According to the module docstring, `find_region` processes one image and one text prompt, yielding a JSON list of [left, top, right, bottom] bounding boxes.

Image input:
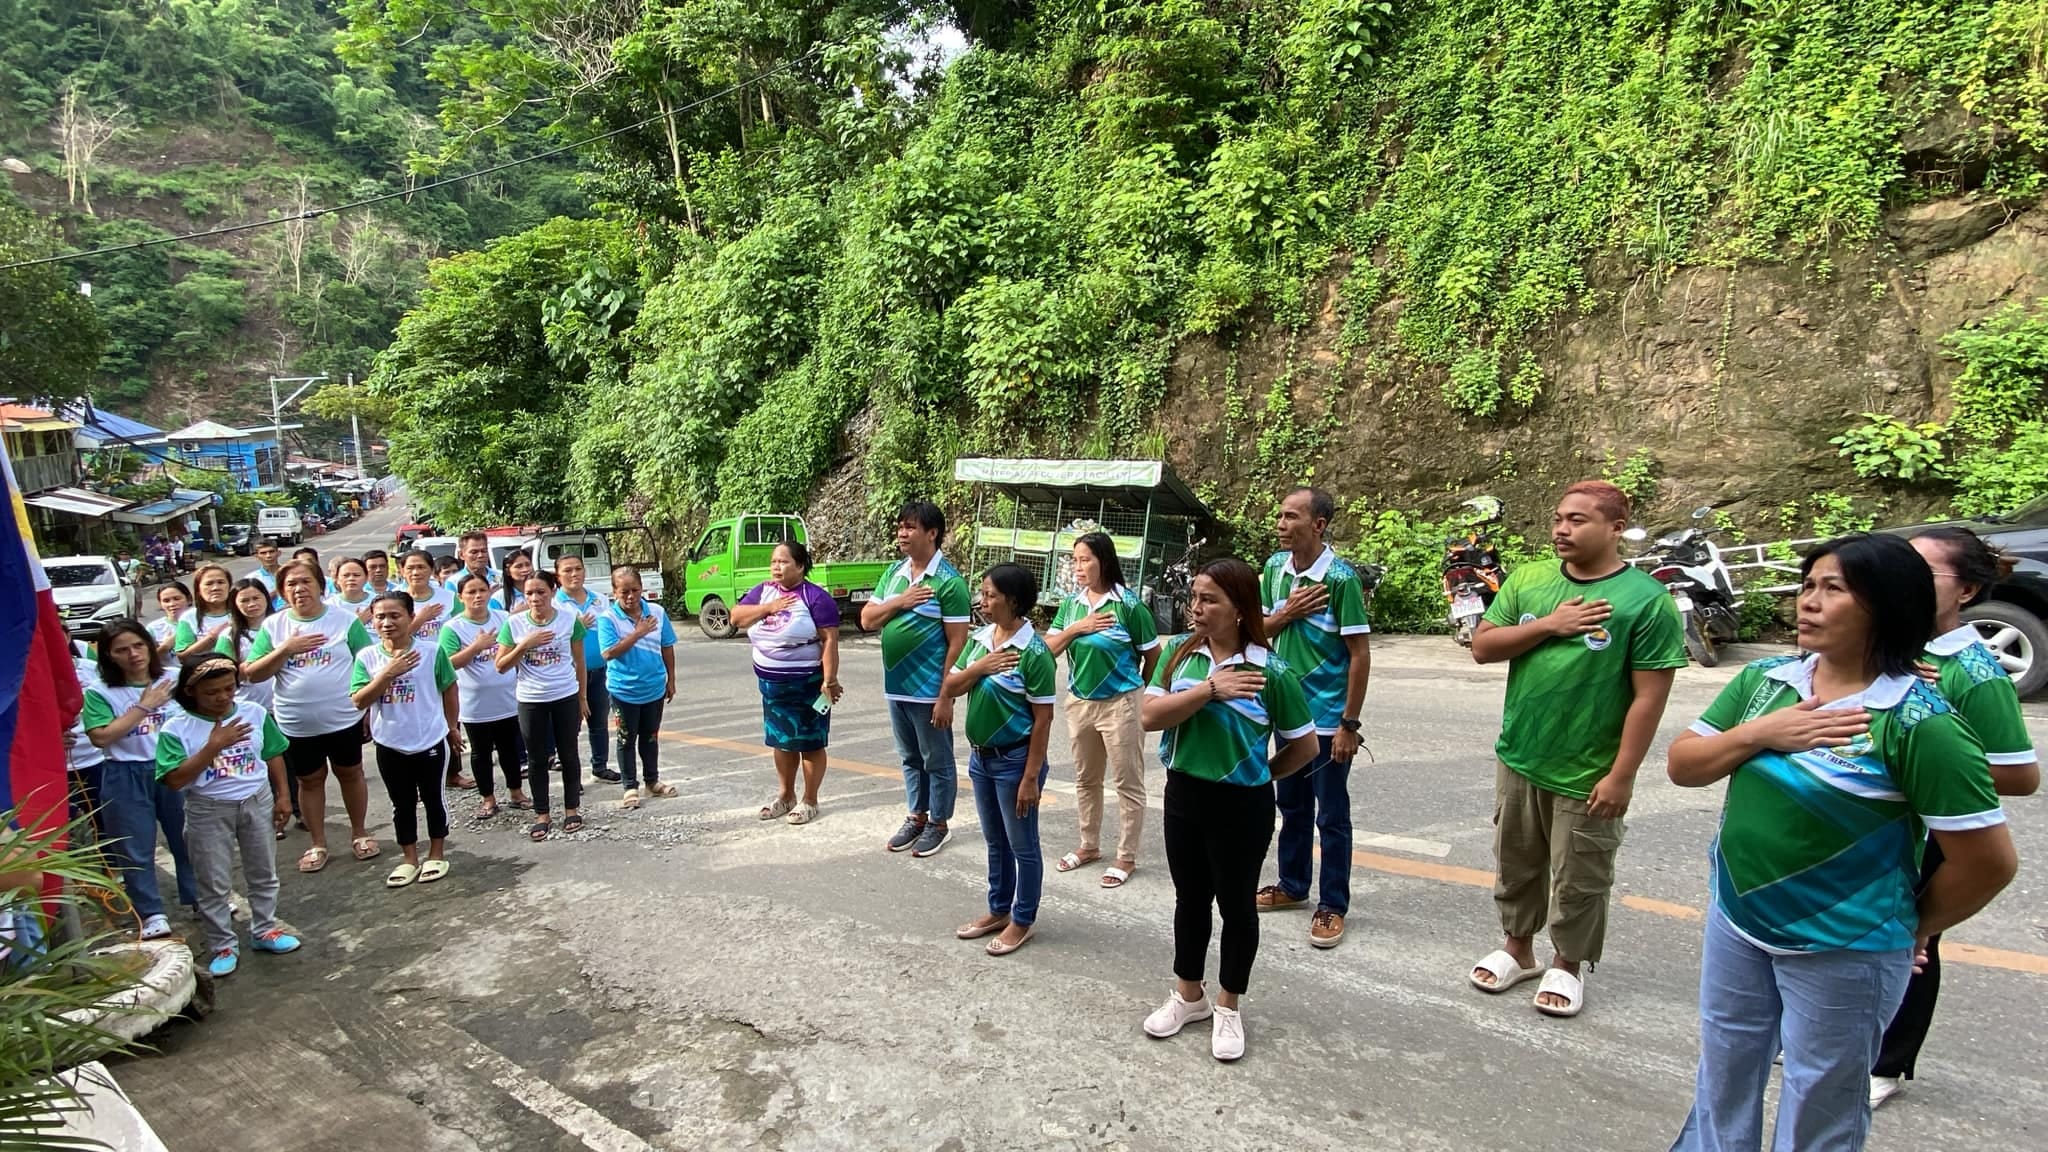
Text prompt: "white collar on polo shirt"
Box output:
[[1282, 545, 1336, 581], [1763, 652, 1915, 711]]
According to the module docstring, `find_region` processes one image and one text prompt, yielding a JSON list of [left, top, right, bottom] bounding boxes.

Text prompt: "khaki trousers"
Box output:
[[1066, 690, 1147, 863], [1492, 760, 1624, 964]]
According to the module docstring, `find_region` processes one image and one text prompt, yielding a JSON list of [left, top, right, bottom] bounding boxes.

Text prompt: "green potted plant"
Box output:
[[1, 812, 184, 1150]]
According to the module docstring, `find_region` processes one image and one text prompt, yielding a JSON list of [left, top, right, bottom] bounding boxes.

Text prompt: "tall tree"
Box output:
[[0, 203, 107, 403]]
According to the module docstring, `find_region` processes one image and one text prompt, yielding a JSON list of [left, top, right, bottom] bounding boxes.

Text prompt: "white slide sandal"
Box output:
[[1469, 950, 1544, 994], [1533, 968, 1586, 1017]]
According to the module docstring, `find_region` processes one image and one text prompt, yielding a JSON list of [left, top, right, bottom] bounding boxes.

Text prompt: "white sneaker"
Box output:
[[140, 914, 171, 940], [1143, 987, 1212, 1038], [1869, 1076, 1907, 1109], [1211, 1005, 1246, 1061]]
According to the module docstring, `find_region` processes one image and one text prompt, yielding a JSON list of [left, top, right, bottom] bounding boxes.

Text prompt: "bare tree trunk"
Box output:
[[655, 81, 698, 236], [280, 176, 313, 295], [53, 84, 126, 215]]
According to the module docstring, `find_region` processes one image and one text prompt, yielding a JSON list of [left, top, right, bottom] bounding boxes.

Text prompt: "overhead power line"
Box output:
[[1, 46, 823, 272]]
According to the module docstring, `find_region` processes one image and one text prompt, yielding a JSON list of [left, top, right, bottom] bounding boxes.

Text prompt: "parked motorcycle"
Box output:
[[1625, 506, 1740, 667], [1150, 533, 1207, 637], [1443, 496, 1507, 647]]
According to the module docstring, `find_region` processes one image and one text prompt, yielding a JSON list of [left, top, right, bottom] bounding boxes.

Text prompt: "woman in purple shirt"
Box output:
[[731, 540, 843, 826]]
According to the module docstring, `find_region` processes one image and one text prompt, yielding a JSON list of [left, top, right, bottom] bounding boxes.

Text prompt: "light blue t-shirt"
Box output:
[[596, 601, 676, 705], [557, 588, 610, 670]]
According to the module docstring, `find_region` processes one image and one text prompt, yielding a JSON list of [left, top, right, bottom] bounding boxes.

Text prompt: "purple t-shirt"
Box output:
[[738, 580, 842, 680]]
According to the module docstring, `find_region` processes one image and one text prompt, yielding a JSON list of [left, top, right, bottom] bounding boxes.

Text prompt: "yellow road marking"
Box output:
[[657, 728, 2044, 977]]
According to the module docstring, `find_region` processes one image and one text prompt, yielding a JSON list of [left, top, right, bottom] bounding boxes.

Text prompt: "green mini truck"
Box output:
[[682, 513, 893, 638]]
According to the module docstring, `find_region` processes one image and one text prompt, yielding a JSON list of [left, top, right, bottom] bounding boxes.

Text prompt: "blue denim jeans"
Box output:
[[1274, 735, 1352, 915], [1670, 908, 1913, 1152], [585, 664, 610, 773], [970, 745, 1048, 928], [84, 758, 196, 919], [888, 700, 957, 824]]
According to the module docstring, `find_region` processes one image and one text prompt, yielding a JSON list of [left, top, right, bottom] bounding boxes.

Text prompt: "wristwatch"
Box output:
[[1340, 717, 1363, 734]]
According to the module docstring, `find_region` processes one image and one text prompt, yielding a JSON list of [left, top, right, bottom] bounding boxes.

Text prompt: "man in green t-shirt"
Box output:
[[1468, 480, 1685, 1017]]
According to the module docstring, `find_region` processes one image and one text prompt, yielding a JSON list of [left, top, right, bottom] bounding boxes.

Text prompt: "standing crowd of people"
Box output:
[[58, 483, 2028, 1149]]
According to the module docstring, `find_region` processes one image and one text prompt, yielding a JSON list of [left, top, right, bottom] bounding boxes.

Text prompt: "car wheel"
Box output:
[[1963, 599, 2047, 698], [698, 595, 735, 640]]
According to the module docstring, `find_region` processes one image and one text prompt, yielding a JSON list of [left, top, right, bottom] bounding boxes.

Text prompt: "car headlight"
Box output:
[[92, 599, 126, 619]]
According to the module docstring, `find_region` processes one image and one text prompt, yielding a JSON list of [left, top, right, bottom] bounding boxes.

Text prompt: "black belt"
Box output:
[[972, 740, 1030, 759]]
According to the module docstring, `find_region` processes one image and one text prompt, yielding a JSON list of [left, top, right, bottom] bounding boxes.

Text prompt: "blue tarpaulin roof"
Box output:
[[111, 487, 216, 525], [60, 401, 170, 449]]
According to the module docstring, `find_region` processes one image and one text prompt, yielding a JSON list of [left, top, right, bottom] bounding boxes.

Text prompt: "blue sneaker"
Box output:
[[251, 929, 301, 955], [208, 948, 239, 978]]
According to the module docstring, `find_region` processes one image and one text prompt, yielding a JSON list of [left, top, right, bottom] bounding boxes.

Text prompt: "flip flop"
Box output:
[[477, 800, 500, 819], [562, 813, 585, 834], [1470, 950, 1545, 994], [417, 859, 450, 883], [351, 836, 381, 861], [508, 797, 533, 810], [1534, 968, 1586, 1018], [527, 820, 551, 842], [956, 916, 1010, 940], [1101, 866, 1134, 889], [759, 797, 795, 821], [786, 802, 818, 825], [385, 863, 418, 888], [297, 847, 328, 873], [1055, 851, 1100, 873], [986, 926, 1035, 956], [448, 774, 477, 790]]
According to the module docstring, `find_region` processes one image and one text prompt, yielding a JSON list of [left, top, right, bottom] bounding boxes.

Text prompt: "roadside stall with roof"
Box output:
[[113, 488, 221, 557], [953, 457, 1214, 632]]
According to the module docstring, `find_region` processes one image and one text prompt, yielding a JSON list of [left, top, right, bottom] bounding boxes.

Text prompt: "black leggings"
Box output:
[[1875, 839, 1945, 1078], [518, 695, 582, 815], [1163, 771, 1276, 996], [465, 716, 524, 799], [376, 742, 449, 847], [615, 698, 664, 788]]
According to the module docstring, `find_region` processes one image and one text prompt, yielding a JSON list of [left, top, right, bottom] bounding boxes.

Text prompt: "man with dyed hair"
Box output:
[[1467, 479, 1686, 1017]]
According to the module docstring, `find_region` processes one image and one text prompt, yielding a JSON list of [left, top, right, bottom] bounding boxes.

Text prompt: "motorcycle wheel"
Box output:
[[1683, 612, 1719, 667], [1454, 617, 1476, 648]]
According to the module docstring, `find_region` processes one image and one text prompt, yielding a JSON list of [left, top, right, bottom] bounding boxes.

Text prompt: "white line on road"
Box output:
[[461, 1038, 655, 1152]]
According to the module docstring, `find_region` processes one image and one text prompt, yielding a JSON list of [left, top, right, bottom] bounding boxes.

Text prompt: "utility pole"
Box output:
[[348, 371, 364, 479], [268, 373, 325, 489]]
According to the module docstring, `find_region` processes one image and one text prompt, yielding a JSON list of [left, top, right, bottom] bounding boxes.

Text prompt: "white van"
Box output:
[[257, 505, 304, 545], [522, 530, 665, 602]]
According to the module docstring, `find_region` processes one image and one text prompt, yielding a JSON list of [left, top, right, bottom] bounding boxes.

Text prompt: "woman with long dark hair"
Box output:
[[174, 563, 237, 661], [1667, 533, 2018, 1151], [1868, 528, 2039, 1109], [80, 619, 197, 939], [1047, 532, 1158, 888], [1139, 558, 1318, 1062], [493, 549, 536, 615]]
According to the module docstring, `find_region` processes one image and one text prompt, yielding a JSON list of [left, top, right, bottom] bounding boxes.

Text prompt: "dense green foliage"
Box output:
[[1825, 297, 2048, 515], [0, 201, 105, 400], [0, 0, 578, 413], [341, 0, 2048, 537]]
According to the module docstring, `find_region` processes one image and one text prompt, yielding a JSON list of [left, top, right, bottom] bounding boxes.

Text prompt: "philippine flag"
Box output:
[[0, 434, 80, 839]]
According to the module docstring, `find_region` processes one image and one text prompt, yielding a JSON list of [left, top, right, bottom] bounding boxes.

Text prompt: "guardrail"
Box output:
[[1628, 538, 1825, 597]]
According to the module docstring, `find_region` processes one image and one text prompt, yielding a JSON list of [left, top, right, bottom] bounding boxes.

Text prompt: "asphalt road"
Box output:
[[112, 500, 2048, 1151]]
